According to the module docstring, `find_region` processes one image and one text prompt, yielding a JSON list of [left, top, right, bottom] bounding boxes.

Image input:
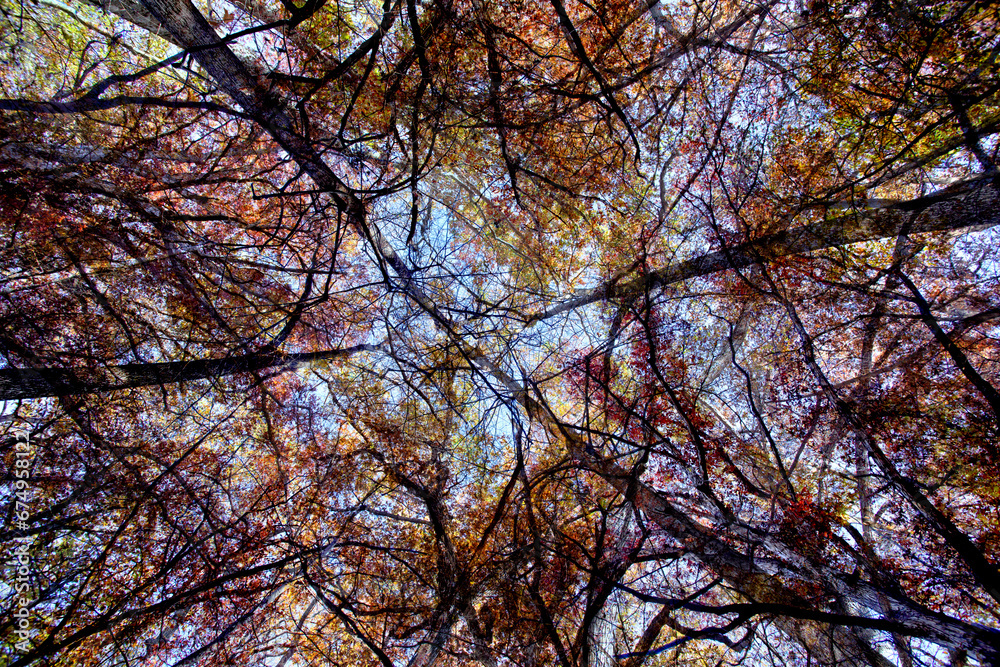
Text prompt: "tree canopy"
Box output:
[[1, 0, 999, 664]]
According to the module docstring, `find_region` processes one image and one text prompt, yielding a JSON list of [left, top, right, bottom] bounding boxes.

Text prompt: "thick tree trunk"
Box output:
[[526, 177, 1000, 324], [0, 345, 378, 400], [588, 445, 1000, 665], [472, 354, 1000, 665], [78, 0, 178, 44], [131, 0, 421, 296]]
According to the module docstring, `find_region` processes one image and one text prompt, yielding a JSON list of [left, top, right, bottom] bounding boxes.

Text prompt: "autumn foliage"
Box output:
[[1, 0, 1000, 665]]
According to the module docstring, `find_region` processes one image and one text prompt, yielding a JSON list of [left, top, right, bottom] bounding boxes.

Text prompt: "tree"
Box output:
[[2, 0, 999, 664]]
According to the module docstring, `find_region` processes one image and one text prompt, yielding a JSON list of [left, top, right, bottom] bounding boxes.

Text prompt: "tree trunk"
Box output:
[[527, 178, 1000, 324], [0, 345, 378, 400], [472, 353, 1000, 665]]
